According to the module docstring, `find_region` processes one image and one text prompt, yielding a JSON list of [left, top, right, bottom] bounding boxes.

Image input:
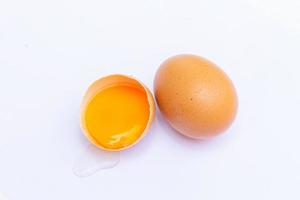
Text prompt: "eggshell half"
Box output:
[[80, 74, 156, 151]]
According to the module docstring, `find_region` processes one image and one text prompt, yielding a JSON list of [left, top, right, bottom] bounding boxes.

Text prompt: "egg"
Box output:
[[154, 54, 238, 139], [80, 74, 156, 151]]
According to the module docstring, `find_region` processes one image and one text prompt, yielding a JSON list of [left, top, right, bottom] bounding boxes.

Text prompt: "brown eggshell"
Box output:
[[154, 54, 238, 139], [80, 74, 156, 151]]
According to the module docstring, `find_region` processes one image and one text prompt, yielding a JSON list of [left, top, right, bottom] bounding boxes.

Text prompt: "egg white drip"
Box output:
[[73, 144, 120, 177]]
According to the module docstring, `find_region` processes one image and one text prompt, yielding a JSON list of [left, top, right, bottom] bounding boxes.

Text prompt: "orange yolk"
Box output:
[[84, 85, 150, 150]]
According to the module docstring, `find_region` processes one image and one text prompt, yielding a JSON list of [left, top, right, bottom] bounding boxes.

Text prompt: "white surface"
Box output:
[[0, 193, 8, 200], [1, 0, 300, 199]]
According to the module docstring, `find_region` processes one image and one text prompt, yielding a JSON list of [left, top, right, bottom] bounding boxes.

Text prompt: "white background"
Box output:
[[1, 0, 300, 199]]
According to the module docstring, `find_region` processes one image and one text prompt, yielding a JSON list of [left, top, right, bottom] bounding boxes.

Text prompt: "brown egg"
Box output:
[[154, 54, 238, 139]]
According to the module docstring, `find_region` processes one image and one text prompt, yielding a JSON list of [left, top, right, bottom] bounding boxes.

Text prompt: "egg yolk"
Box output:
[[84, 85, 150, 150]]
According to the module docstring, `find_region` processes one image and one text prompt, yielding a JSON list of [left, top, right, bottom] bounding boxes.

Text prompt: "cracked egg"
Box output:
[[80, 74, 156, 151]]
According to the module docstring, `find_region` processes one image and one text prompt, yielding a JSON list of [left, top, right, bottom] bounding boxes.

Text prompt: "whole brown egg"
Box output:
[[154, 54, 238, 139]]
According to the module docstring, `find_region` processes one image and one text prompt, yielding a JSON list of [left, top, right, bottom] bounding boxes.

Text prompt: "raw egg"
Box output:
[[154, 54, 238, 139], [80, 74, 156, 151]]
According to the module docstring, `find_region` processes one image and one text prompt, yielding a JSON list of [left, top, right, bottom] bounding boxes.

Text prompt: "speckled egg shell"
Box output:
[[154, 54, 238, 139]]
